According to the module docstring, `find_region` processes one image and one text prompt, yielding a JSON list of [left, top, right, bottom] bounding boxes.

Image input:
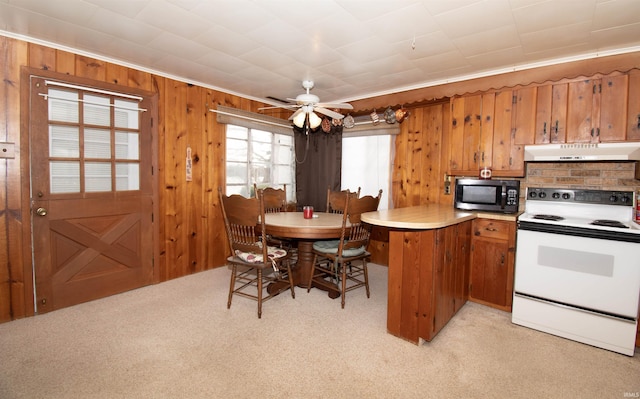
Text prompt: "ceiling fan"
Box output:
[[262, 80, 353, 129]]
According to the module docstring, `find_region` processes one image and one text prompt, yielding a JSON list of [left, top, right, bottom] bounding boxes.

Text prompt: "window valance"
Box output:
[[211, 105, 293, 136]]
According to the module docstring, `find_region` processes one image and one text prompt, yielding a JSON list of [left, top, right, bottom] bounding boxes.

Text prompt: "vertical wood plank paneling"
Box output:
[[491, 91, 512, 170], [128, 69, 152, 91], [1, 37, 29, 321], [386, 231, 404, 337], [153, 75, 168, 281], [421, 104, 443, 204], [400, 230, 421, 342], [391, 123, 409, 207], [55, 49, 75, 74], [105, 63, 129, 86], [599, 74, 628, 142], [186, 84, 204, 273], [27, 42, 55, 70], [75, 55, 106, 81], [408, 108, 423, 206]]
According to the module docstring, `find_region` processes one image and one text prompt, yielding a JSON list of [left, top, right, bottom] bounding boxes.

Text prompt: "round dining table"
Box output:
[[263, 212, 348, 298]]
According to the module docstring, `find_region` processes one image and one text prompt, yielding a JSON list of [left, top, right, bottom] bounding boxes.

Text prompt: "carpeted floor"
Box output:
[[0, 263, 638, 398]]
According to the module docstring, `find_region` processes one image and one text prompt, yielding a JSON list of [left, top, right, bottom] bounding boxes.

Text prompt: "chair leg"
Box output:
[[363, 260, 370, 298], [257, 269, 263, 319], [286, 261, 295, 299], [227, 265, 237, 309], [307, 254, 318, 293], [340, 261, 347, 309]]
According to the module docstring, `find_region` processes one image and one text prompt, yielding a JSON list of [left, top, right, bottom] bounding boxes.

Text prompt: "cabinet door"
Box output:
[[550, 83, 569, 143], [599, 74, 629, 142], [628, 69, 640, 141], [566, 79, 595, 143], [535, 85, 553, 143], [490, 90, 512, 172], [470, 238, 510, 307], [449, 95, 482, 173]]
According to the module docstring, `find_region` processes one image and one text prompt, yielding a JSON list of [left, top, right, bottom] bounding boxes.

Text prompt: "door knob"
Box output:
[[36, 207, 47, 216]]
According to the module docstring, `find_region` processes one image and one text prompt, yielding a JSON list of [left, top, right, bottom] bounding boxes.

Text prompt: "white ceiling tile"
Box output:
[[593, 0, 640, 30], [433, 0, 515, 40], [512, 0, 597, 34], [520, 21, 592, 53], [146, 32, 212, 59], [452, 24, 521, 57], [84, 0, 150, 18], [135, 0, 210, 39], [87, 8, 162, 45], [591, 22, 640, 49]]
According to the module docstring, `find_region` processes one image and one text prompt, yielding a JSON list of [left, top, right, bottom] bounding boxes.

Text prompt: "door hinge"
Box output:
[[512, 95, 517, 104]]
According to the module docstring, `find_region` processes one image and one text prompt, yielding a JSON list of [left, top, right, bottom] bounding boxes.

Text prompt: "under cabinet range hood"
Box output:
[[524, 142, 640, 161]]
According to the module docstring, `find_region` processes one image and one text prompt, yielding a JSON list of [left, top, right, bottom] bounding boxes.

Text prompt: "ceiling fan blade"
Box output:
[[288, 108, 304, 121], [314, 107, 345, 120], [316, 102, 353, 110]]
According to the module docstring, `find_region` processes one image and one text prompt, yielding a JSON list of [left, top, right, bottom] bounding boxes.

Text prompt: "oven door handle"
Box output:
[[517, 221, 640, 243]]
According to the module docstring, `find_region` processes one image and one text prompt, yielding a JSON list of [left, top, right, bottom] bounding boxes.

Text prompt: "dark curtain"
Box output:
[[294, 123, 342, 212]]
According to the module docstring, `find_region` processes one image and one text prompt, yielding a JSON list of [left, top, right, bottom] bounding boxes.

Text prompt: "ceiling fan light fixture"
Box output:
[[293, 111, 307, 128], [308, 111, 322, 129]]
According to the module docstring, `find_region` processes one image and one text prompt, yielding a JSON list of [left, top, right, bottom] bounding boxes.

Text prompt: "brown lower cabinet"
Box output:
[[386, 221, 471, 344], [468, 218, 516, 312]]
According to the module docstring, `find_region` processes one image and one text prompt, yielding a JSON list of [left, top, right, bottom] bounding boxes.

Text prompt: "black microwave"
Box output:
[[454, 178, 520, 213]]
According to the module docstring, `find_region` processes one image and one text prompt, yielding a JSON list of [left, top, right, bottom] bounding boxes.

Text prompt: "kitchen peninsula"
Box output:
[[362, 205, 476, 344]]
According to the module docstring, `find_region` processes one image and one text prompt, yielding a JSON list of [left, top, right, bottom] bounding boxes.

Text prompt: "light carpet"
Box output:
[[0, 264, 638, 399]]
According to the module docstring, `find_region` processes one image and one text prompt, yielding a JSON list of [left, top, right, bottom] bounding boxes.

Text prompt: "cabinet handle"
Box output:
[[474, 152, 477, 163], [500, 254, 505, 264], [636, 115, 639, 129], [485, 227, 497, 232], [543, 122, 547, 137], [554, 120, 559, 138]]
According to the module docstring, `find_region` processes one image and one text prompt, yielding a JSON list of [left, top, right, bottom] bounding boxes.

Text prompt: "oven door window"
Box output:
[[514, 230, 640, 318]]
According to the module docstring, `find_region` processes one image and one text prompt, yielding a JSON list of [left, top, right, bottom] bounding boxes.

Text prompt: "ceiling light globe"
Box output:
[[308, 112, 322, 129]]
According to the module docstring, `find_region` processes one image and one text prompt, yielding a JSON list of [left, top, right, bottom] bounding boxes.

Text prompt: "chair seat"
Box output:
[[234, 245, 287, 264], [313, 240, 366, 257]]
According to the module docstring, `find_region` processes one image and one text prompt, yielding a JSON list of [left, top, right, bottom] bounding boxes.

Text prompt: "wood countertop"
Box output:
[[361, 204, 476, 229]]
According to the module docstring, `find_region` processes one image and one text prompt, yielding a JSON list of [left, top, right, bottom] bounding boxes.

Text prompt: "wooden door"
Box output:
[[28, 75, 156, 313]]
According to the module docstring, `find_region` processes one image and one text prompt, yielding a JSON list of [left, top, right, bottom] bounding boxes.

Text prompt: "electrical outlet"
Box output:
[[0, 142, 15, 159], [444, 174, 452, 195]]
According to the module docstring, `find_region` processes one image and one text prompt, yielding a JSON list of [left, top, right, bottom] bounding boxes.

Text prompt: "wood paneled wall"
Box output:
[[0, 36, 291, 322]]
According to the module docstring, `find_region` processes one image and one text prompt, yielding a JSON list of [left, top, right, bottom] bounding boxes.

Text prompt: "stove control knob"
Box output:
[[529, 192, 537, 198], [552, 192, 560, 199], [538, 192, 546, 199], [620, 195, 631, 204], [562, 193, 571, 200], [609, 194, 618, 203]]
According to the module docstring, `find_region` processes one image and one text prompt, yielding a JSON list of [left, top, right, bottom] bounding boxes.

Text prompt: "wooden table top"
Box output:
[[361, 204, 475, 230], [263, 212, 347, 239]]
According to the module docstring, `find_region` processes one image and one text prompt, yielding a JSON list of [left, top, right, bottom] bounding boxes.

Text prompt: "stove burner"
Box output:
[[532, 214, 565, 221], [590, 219, 629, 229]]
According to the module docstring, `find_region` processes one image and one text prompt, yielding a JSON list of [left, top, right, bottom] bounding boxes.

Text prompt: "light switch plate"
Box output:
[[0, 142, 15, 159]]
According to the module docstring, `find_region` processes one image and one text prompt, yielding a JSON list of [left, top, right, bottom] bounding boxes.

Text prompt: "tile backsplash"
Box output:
[[517, 161, 640, 211]]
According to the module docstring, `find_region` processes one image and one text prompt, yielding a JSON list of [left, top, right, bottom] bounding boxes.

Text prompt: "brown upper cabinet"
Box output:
[[449, 88, 535, 178], [536, 72, 637, 143]]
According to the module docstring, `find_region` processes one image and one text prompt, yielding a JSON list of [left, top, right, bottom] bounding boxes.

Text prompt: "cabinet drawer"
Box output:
[[472, 219, 511, 240]]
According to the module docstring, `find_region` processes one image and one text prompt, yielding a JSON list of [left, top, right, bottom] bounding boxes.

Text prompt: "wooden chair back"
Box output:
[[326, 186, 360, 213], [340, 190, 382, 252], [218, 187, 267, 258], [254, 183, 287, 213]]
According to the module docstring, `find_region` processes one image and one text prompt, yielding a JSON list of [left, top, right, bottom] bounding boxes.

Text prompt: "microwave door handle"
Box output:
[[500, 183, 507, 209]]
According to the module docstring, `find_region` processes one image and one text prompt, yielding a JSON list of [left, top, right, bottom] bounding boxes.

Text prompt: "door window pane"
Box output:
[[48, 89, 78, 123], [116, 163, 139, 190], [85, 162, 112, 192], [49, 126, 79, 157], [85, 128, 111, 159], [115, 132, 139, 160], [84, 94, 110, 126], [50, 161, 80, 193], [114, 99, 139, 129]]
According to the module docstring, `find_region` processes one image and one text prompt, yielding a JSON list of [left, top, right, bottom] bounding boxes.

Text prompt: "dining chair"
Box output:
[[218, 187, 295, 318], [254, 183, 288, 213], [308, 189, 382, 308], [326, 186, 360, 213]]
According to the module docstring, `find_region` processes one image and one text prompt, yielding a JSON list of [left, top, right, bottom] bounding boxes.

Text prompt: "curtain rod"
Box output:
[[45, 80, 144, 101], [208, 108, 293, 129]]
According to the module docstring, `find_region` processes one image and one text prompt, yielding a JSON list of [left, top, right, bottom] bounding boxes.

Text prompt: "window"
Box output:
[[226, 125, 295, 201], [47, 86, 142, 194], [342, 135, 392, 210]]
